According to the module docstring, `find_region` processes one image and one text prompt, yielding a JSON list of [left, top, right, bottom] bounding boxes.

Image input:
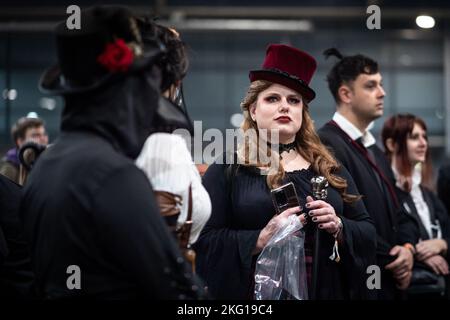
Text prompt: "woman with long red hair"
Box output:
[[382, 114, 450, 298]]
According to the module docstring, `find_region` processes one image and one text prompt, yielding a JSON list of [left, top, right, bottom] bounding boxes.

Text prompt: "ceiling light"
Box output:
[[416, 15, 435, 29]]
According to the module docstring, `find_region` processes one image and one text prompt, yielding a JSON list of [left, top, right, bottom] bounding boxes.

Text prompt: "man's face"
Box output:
[[19, 125, 49, 147], [348, 72, 385, 123]]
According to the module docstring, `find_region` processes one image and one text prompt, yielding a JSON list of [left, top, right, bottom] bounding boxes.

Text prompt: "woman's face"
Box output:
[[250, 83, 303, 144], [406, 122, 428, 165]]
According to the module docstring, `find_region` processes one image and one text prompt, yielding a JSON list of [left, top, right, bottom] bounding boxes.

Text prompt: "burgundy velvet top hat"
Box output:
[[249, 44, 317, 102]]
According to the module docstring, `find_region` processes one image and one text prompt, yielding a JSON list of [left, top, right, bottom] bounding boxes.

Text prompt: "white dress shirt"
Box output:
[[332, 112, 376, 148], [393, 164, 440, 239], [136, 133, 211, 244]]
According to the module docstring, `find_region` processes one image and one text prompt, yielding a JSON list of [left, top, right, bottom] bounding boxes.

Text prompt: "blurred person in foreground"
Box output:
[[135, 26, 211, 272], [20, 6, 206, 299]]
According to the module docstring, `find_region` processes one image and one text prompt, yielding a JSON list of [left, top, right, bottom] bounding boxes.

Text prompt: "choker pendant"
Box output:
[[268, 141, 297, 159]]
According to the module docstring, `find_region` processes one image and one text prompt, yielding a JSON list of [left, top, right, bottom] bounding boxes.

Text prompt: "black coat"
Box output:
[[437, 161, 450, 217], [396, 186, 450, 298], [20, 74, 205, 299], [195, 159, 376, 300], [0, 175, 34, 298], [396, 186, 450, 261], [319, 121, 416, 299]]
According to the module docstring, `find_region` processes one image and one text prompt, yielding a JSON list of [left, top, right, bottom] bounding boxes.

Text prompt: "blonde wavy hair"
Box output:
[[238, 80, 359, 203]]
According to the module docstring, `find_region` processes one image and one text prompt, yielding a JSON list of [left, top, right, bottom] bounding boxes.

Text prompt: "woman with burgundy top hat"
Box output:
[[194, 44, 376, 299], [20, 6, 206, 299]]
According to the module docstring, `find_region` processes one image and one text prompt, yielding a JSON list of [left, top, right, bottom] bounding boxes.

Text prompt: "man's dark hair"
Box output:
[[11, 117, 45, 146], [323, 48, 379, 103]]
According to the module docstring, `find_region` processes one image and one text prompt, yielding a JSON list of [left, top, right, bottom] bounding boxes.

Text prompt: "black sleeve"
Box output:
[[373, 150, 418, 247], [194, 162, 260, 299], [0, 176, 17, 263], [437, 163, 450, 216], [321, 135, 396, 266], [0, 226, 7, 266], [0, 175, 34, 298], [430, 191, 450, 263], [92, 165, 206, 299], [396, 206, 419, 245], [336, 167, 377, 299]]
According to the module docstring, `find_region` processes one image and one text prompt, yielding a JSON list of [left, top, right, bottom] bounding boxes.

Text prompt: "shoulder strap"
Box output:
[[176, 184, 193, 250], [187, 184, 193, 222]]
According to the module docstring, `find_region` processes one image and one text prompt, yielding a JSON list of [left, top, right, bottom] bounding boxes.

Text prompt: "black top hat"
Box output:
[[40, 6, 164, 95]]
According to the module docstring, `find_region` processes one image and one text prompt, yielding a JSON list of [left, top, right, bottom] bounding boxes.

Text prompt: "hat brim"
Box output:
[[39, 65, 114, 95], [249, 69, 316, 102], [39, 45, 164, 95], [152, 96, 194, 135]]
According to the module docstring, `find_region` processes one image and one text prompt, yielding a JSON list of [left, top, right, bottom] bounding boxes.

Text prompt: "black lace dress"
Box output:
[[195, 162, 378, 300]]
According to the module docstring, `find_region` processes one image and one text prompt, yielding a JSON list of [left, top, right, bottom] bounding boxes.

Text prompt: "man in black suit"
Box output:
[[318, 49, 415, 299]]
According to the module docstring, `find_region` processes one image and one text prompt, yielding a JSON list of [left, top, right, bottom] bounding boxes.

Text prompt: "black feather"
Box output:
[[323, 48, 344, 60]]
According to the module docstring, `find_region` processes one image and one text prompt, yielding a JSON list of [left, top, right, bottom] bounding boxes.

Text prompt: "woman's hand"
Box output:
[[305, 196, 342, 236], [423, 255, 449, 275], [253, 206, 305, 255], [416, 239, 448, 261]]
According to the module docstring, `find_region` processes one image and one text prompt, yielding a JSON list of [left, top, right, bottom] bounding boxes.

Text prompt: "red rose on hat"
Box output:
[[97, 38, 134, 72]]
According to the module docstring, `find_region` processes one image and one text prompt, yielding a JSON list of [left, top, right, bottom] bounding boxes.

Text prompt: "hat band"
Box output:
[[264, 68, 307, 85]]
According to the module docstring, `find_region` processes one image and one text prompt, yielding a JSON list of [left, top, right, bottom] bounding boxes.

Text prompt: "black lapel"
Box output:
[[324, 122, 399, 227], [421, 186, 437, 222], [324, 123, 383, 189], [401, 193, 430, 240]]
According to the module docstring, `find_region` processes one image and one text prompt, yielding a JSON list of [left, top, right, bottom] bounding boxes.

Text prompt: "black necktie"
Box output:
[[355, 137, 365, 149]]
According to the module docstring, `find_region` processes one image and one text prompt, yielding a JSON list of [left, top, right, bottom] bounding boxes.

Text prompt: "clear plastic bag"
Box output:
[[254, 215, 308, 300]]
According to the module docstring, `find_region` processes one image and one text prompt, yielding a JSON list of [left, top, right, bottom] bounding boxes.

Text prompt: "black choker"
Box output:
[[268, 141, 297, 154]]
